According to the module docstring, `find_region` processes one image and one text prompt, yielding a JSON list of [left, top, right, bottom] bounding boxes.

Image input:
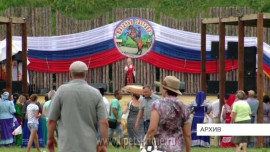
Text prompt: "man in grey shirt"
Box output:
[[247, 90, 259, 147], [135, 85, 160, 133], [47, 61, 108, 152], [247, 90, 259, 123]]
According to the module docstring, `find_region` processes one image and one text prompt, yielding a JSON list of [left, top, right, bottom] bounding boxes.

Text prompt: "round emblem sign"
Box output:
[[114, 17, 155, 58]]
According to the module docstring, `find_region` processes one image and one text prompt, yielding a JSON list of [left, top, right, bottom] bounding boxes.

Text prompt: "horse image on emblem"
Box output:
[[114, 17, 154, 58]]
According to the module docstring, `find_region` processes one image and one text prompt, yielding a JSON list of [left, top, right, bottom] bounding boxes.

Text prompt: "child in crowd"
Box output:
[[26, 94, 42, 152]]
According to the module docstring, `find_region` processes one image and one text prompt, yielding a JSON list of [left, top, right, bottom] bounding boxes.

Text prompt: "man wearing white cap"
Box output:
[[246, 90, 259, 147], [247, 90, 259, 123], [47, 61, 108, 152]]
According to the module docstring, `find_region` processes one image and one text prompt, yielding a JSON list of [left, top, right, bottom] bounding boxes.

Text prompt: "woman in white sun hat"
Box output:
[[122, 85, 144, 148]]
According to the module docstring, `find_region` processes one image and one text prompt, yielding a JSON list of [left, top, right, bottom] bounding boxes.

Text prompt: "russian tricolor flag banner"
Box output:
[[3, 18, 270, 77]]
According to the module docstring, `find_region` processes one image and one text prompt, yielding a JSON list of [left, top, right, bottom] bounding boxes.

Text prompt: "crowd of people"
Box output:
[[0, 60, 270, 152], [210, 90, 270, 152], [0, 89, 56, 152]]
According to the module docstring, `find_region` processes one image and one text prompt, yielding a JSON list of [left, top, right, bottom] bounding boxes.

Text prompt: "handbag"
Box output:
[[122, 101, 132, 119], [140, 135, 163, 152], [108, 118, 117, 129], [108, 103, 118, 129]]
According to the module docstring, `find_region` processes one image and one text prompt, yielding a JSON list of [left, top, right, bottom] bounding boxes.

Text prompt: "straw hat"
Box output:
[[122, 85, 143, 95], [154, 76, 182, 95]]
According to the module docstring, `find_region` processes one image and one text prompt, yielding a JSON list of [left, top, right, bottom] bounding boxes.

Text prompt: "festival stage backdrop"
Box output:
[[7, 18, 270, 77]]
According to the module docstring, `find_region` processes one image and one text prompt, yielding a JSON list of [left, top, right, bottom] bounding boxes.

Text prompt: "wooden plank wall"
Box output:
[[111, 8, 157, 92], [0, 7, 52, 39], [1, 7, 270, 94], [0, 7, 53, 94], [159, 7, 270, 94], [208, 7, 256, 82], [207, 7, 270, 94], [159, 12, 203, 94], [54, 12, 110, 89]]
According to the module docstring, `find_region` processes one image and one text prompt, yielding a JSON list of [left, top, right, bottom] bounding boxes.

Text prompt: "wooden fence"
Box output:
[[1, 7, 270, 94], [0, 7, 53, 94], [0, 7, 52, 39]]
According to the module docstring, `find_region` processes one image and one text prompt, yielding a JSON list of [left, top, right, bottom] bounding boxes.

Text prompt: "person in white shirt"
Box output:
[[98, 87, 109, 116], [97, 87, 109, 141], [212, 94, 220, 119], [211, 94, 220, 146], [26, 94, 42, 152]]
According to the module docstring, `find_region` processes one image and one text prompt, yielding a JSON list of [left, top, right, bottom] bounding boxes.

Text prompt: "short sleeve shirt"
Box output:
[[232, 100, 251, 122], [139, 93, 160, 121], [27, 103, 39, 124], [43, 100, 51, 110], [0, 100, 16, 119], [43, 100, 52, 119], [263, 103, 270, 117], [151, 97, 190, 151], [102, 97, 109, 118], [109, 98, 122, 120], [47, 79, 106, 152], [211, 99, 220, 118], [247, 98, 259, 116]]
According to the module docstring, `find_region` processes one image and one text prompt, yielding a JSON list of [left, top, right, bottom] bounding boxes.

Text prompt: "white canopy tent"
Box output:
[[0, 39, 23, 62], [0, 39, 29, 82]]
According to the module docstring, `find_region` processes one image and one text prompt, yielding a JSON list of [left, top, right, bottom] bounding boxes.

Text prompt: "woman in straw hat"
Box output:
[[123, 93, 144, 148], [122, 85, 144, 148], [145, 76, 191, 152]]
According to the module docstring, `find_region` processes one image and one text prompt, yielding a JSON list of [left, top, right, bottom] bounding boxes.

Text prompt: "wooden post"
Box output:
[[238, 19, 244, 90], [219, 19, 225, 113], [22, 19, 28, 94], [6, 19, 12, 99], [201, 22, 206, 93], [256, 13, 264, 148]]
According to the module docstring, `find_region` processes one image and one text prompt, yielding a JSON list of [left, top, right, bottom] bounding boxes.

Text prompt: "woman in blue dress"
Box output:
[[188, 91, 212, 147], [0, 92, 16, 146]]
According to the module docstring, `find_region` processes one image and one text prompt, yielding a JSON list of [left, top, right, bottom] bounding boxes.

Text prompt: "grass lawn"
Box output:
[[1, 145, 269, 152]]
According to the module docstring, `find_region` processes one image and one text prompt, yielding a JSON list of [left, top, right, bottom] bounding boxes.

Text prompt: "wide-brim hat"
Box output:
[[122, 85, 143, 95], [154, 76, 182, 95]]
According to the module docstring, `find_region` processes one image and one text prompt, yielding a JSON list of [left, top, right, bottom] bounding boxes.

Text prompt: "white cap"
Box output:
[[69, 61, 88, 72], [248, 90, 255, 97]]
